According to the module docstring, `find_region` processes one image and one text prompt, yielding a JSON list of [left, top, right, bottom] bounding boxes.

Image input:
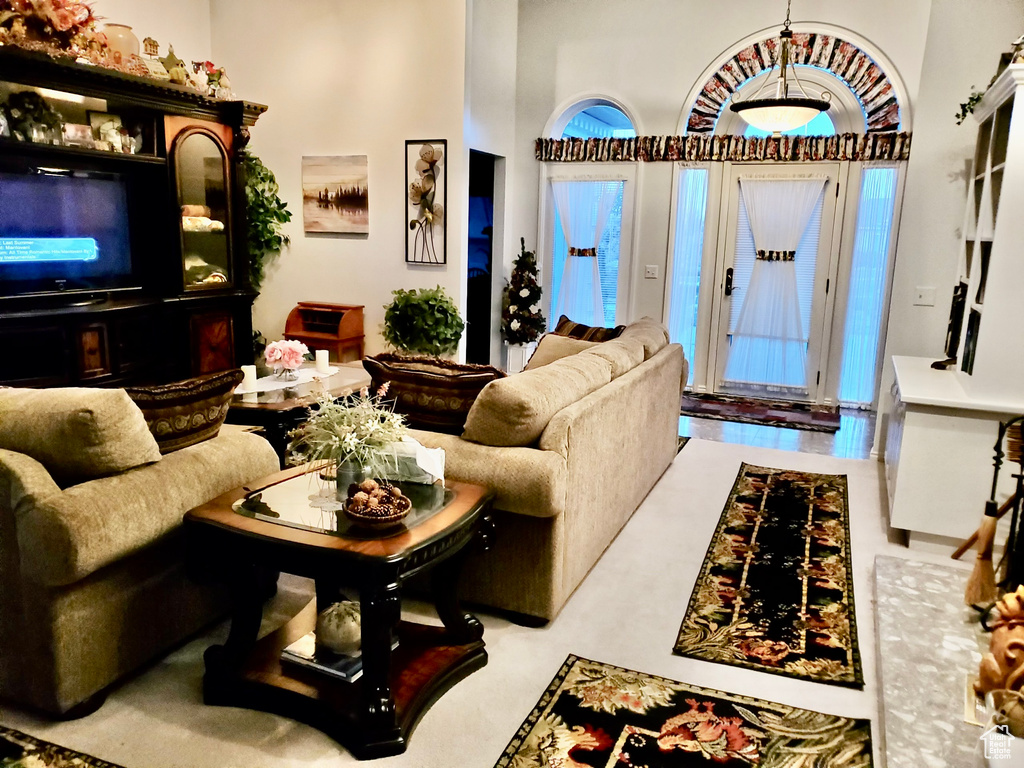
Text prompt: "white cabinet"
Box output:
[[884, 357, 1024, 550]]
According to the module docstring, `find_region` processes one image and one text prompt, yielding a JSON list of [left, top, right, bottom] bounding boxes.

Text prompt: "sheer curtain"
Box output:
[[838, 167, 899, 406], [723, 176, 826, 392], [667, 168, 709, 387], [551, 179, 623, 327]]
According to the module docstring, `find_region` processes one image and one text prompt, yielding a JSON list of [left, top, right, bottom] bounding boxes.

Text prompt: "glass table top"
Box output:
[[233, 472, 454, 540]]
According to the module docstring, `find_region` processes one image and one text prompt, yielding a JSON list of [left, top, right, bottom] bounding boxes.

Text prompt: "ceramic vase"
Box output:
[[333, 460, 371, 497], [315, 601, 361, 655], [103, 24, 140, 64]]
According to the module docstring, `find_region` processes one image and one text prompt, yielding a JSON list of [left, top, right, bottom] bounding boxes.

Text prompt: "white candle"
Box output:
[[315, 349, 331, 374], [240, 364, 258, 391]]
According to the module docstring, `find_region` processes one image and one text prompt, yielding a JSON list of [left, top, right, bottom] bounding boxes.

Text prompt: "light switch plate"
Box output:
[[644, 265, 658, 279], [913, 286, 936, 306]]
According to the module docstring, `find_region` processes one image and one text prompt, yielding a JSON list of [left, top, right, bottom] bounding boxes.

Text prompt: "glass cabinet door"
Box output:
[[175, 130, 232, 289]]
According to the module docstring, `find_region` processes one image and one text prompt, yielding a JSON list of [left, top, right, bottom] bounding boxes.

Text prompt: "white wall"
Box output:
[[512, 0, 933, 331], [466, 0, 519, 363], [875, 0, 1024, 450], [209, 0, 469, 355], [91, 0, 211, 64]]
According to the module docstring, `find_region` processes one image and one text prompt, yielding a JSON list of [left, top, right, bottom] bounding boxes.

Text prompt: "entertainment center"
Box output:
[[0, 46, 266, 386]]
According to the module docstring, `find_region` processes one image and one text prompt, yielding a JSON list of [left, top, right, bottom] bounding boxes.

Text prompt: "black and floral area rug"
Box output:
[[494, 655, 872, 767], [673, 463, 863, 688], [0, 726, 123, 767]]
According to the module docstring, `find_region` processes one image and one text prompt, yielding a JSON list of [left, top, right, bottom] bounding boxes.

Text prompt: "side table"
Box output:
[[185, 464, 493, 759]]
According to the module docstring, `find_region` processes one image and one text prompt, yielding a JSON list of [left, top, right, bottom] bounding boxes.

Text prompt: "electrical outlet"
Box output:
[[913, 286, 936, 306], [644, 265, 658, 279]]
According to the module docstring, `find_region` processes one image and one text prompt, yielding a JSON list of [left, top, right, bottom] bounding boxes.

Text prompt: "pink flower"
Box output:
[[264, 339, 308, 370]]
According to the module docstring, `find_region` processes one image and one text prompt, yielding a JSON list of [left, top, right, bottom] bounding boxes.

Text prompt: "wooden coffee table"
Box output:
[[184, 464, 493, 759]]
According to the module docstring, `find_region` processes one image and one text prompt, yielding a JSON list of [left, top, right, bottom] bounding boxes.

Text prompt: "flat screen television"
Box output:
[[0, 168, 136, 297]]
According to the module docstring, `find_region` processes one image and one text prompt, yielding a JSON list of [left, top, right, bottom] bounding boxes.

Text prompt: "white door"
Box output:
[[710, 163, 845, 402]]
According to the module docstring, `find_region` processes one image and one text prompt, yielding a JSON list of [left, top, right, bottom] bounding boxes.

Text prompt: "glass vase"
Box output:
[[273, 365, 299, 381], [333, 460, 371, 498]]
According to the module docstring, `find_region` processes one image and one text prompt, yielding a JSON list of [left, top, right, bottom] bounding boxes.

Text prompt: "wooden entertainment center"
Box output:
[[0, 47, 267, 387]]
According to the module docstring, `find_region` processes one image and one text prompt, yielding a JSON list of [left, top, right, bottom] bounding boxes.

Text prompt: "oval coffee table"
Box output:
[[184, 464, 494, 759]]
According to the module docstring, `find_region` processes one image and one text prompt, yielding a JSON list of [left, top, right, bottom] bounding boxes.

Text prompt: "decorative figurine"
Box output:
[[143, 36, 159, 57], [977, 586, 1024, 697], [159, 45, 189, 84]]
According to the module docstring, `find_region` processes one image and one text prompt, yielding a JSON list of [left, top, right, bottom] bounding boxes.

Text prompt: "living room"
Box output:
[[1, 0, 1023, 766]]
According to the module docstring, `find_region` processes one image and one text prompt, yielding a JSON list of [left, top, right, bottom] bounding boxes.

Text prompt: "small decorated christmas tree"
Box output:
[[502, 238, 546, 345]]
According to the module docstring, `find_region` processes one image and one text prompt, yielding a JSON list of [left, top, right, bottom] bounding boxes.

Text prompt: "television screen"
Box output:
[[0, 170, 133, 293]]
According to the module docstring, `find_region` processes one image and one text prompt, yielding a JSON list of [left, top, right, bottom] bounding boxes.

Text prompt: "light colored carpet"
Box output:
[[0, 438, 965, 767]]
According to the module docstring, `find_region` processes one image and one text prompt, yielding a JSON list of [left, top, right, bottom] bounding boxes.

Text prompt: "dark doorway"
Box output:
[[466, 150, 495, 364]]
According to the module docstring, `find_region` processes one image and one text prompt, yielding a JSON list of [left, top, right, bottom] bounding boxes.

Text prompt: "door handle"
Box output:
[[724, 267, 734, 296]]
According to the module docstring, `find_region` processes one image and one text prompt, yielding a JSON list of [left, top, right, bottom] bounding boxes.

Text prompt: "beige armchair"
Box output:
[[0, 387, 279, 716]]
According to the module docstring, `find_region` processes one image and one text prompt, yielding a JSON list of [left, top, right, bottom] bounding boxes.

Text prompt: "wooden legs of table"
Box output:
[[360, 581, 402, 742], [204, 563, 277, 684], [432, 551, 484, 645]]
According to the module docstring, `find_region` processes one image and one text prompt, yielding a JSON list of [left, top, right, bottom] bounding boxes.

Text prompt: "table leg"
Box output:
[[205, 563, 276, 677], [359, 581, 401, 736], [431, 547, 484, 645]]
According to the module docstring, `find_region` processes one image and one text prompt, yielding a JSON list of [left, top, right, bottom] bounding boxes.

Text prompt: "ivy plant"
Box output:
[[382, 286, 465, 357], [240, 149, 292, 291]]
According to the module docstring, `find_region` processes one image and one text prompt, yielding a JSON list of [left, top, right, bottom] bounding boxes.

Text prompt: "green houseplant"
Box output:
[[382, 285, 465, 357], [240, 149, 292, 291]]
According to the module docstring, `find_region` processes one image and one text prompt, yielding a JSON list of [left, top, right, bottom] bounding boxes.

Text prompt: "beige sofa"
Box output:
[[0, 387, 279, 716], [413, 318, 686, 621]]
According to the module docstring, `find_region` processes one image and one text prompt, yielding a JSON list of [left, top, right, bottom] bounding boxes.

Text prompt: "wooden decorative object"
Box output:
[[284, 302, 364, 362], [976, 587, 1024, 704]]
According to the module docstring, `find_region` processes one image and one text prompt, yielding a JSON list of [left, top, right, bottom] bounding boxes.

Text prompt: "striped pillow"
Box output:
[[552, 314, 625, 342]]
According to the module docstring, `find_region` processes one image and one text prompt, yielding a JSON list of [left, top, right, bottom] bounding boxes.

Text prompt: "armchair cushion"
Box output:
[[16, 430, 279, 587], [619, 316, 670, 359], [125, 369, 243, 454], [581, 337, 645, 378], [0, 388, 160, 487], [524, 334, 596, 370], [462, 353, 612, 447]]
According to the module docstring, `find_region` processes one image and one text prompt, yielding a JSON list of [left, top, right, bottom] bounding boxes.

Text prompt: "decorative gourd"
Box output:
[[315, 601, 361, 655]]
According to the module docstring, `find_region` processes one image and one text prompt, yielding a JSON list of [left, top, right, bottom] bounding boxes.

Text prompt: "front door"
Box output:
[[710, 163, 845, 402]]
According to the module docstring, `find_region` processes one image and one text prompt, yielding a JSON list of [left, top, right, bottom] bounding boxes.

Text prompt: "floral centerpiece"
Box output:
[[264, 338, 308, 380], [289, 384, 408, 484]]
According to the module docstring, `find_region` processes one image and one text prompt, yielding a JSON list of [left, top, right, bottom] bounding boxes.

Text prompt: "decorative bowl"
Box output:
[[343, 478, 412, 529]]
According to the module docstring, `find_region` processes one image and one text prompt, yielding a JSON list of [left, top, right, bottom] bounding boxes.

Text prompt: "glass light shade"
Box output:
[[733, 102, 827, 134]]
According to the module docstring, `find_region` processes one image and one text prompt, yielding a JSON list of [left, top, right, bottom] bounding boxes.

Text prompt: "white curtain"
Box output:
[[723, 176, 826, 391], [838, 167, 899, 406], [667, 168, 709, 387], [551, 179, 622, 327]]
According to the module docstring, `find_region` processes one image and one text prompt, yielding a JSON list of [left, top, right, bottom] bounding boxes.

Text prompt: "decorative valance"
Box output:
[[535, 132, 911, 163]]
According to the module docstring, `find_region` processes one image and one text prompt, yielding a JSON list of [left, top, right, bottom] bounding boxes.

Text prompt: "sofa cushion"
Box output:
[[125, 370, 243, 454], [619, 317, 670, 359], [462, 353, 612, 447], [363, 354, 506, 434], [17, 429, 279, 587], [0, 388, 161, 486], [552, 314, 625, 342], [581, 337, 645, 378], [524, 334, 597, 370]]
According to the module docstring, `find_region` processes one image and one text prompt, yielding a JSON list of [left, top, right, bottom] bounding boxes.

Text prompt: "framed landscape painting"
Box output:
[[301, 155, 369, 234], [405, 140, 446, 264]]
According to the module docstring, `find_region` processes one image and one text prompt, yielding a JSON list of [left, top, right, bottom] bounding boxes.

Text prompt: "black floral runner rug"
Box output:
[[494, 655, 872, 767], [0, 725, 124, 767], [673, 463, 863, 688], [680, 392, 841, 433]]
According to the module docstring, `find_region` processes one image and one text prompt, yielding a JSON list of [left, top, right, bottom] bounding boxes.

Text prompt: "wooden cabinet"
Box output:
[[0, 47, 266, 387], [283, 302, 365, 362]]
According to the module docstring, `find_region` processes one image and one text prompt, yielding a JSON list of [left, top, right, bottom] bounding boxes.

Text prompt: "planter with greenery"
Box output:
[[382, 285, 465, 357]]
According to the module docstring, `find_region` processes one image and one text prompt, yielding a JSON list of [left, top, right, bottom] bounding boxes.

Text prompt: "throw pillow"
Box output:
[[362, 354, 506, 434], [125, 369, 243, 454], [524, 334, 597, 370], [619, 317, 670, 360], [0, 387, 161, 485], [462, 353, 612, 447], [552, 314, 626, 342]]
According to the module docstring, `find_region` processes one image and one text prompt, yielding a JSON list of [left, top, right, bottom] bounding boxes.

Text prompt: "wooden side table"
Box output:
[[185, 465, 493, 759]]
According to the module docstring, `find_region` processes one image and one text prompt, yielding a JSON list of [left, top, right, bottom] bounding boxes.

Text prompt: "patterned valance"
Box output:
[[535, 132, 911, 163], [756, 250, 796, 262]]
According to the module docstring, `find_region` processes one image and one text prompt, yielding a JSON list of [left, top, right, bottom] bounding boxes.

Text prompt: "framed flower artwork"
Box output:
[[405, 139, 446, 264]]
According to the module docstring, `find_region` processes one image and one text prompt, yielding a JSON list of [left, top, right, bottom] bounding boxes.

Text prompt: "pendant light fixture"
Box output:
[[729, 0, 831, 134]]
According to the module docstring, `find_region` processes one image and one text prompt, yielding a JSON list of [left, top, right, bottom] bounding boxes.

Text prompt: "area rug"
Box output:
[[672, 463, 863, 688], [0, 726, 123, 767], [680, 392, 841, 433], [677, 436, 689, 453], [493, 655, 873, 767]]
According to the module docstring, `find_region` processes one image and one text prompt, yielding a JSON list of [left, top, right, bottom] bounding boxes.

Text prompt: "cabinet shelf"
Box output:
[[0, 136, 166, 165]]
